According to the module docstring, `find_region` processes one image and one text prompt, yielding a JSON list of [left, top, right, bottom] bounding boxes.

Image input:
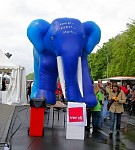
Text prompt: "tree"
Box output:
[[26, 73, 34, 80], [88, 20, 135, 80]]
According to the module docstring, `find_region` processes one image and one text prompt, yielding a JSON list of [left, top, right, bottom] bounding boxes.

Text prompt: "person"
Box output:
[[1, 78, 6, 91], [85, 80, 95, 132], [126, 84, 131, 94], [106, 82, 112, 95], [126, 89, 133, 111], [98, 79, 105, 128], [26, 81, 32, 101], [85, 108, 93, 132], [55, 81, 63, 101], [92, 84, 103, 131], [103, 82, 112, 121], [85, 84, 103, 132], [121, 83, 128, 96], [108, 83, 126, 137], [129, 88, 135, 116]]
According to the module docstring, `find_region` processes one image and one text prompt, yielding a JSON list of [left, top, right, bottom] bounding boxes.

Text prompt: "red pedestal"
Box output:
[[29, 107, 45, 136]]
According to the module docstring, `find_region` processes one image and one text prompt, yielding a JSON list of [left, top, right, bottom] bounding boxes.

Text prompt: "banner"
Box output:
[[67, 102, 87, 126]]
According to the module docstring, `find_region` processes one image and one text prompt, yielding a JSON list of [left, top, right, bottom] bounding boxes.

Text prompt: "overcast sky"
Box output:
[[0, 0, 135, 74]]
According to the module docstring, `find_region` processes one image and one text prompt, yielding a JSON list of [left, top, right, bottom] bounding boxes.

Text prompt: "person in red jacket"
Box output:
[[121, 84, 128, 95], [55, 82, 63, 101]]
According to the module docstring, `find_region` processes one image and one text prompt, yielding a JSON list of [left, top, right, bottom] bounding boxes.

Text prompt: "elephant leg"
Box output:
[[30, 48, 39, 98], [36, 52, 58, 105], [61, 54, 83, 102], [27, 19, 58, 104], [82, 53, 97, 107]]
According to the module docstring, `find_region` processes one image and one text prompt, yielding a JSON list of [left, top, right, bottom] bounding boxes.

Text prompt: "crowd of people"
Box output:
[[86, 80, 135, 137], [50, 79, 135, 137], [26, 79, 135, 137]]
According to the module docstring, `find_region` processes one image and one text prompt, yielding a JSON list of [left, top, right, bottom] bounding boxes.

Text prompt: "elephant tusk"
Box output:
[[77, 57, 83, 97], [57, 56, 66, 98]]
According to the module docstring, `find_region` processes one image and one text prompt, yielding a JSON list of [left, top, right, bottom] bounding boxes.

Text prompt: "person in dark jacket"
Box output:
[[1, 78, 6, 91]]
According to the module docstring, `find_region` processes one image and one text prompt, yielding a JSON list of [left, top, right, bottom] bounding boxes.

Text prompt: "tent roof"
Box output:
[[102, 76, 135, 81], [0, 49, 17, 71]]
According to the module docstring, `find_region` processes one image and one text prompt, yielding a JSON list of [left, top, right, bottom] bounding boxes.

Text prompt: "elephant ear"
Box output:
[[83, 21, 101, 54], [27, 19, 50, 53]]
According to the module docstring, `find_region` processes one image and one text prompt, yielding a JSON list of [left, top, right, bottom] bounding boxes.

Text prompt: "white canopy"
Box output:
[[94, 80, 108, 84], [6, 66, 27, 105], [102, 76, 135, 81], [0, 49, 27, 105]]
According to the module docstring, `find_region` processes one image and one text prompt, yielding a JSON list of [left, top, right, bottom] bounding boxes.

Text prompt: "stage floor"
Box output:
[[4, 105, 134, 150], [0, 104, 15, 149]]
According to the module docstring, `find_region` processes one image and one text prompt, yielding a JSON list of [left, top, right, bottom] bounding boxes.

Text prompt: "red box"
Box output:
[[29, 107, 45, 136], [68, 107, 84, 122]]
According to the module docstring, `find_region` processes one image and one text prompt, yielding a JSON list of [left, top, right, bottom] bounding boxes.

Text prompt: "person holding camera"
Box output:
[[108, 83, 126, 137]]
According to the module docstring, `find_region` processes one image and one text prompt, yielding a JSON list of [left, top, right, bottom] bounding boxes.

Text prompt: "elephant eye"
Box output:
[[50, 36, 54, 41]]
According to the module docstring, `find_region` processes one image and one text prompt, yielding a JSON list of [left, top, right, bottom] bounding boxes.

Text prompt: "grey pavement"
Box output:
[[0, 103, 15, 149], [1, 93, 135, 149], [6, 106, 135, 150]]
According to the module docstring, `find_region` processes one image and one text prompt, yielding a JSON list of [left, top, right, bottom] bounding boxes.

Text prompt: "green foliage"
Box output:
[[88, 20, 135, 80], [26, 73, 34, 80]]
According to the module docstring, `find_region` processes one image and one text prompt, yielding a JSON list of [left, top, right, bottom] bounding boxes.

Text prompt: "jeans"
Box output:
[[92, 111, 101, 129], [110, 112, 122, 132], [86, 110, 92, 128], [103, 100, 109, 119], [100, 105, 104, 127]]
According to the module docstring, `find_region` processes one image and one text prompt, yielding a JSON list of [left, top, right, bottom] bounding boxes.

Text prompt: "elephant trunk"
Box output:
[[57, 54, 83, 102]]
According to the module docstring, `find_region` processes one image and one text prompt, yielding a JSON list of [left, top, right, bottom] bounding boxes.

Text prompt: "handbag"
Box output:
[[107, 90, 120, 111], [107, 99, 114, 111]]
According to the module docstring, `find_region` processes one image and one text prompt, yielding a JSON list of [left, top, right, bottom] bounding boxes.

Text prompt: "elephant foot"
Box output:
[[36, 89, 56, 105]]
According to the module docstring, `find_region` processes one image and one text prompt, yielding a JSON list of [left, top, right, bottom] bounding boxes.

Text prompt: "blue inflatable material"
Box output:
[[27, 18, 101, 107]]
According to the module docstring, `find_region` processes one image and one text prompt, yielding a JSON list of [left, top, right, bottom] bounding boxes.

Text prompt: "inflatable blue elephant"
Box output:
[[27, 18, 101, 107]]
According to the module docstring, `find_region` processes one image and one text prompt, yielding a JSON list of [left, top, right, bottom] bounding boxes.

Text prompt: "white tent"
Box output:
[[94, 80, 108, 84], [0, 49, 27, 105], [103, 76, 135, 81]]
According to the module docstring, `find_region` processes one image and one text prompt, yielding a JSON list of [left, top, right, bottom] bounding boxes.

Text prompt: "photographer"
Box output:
[[108, 83, 126, 137]]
